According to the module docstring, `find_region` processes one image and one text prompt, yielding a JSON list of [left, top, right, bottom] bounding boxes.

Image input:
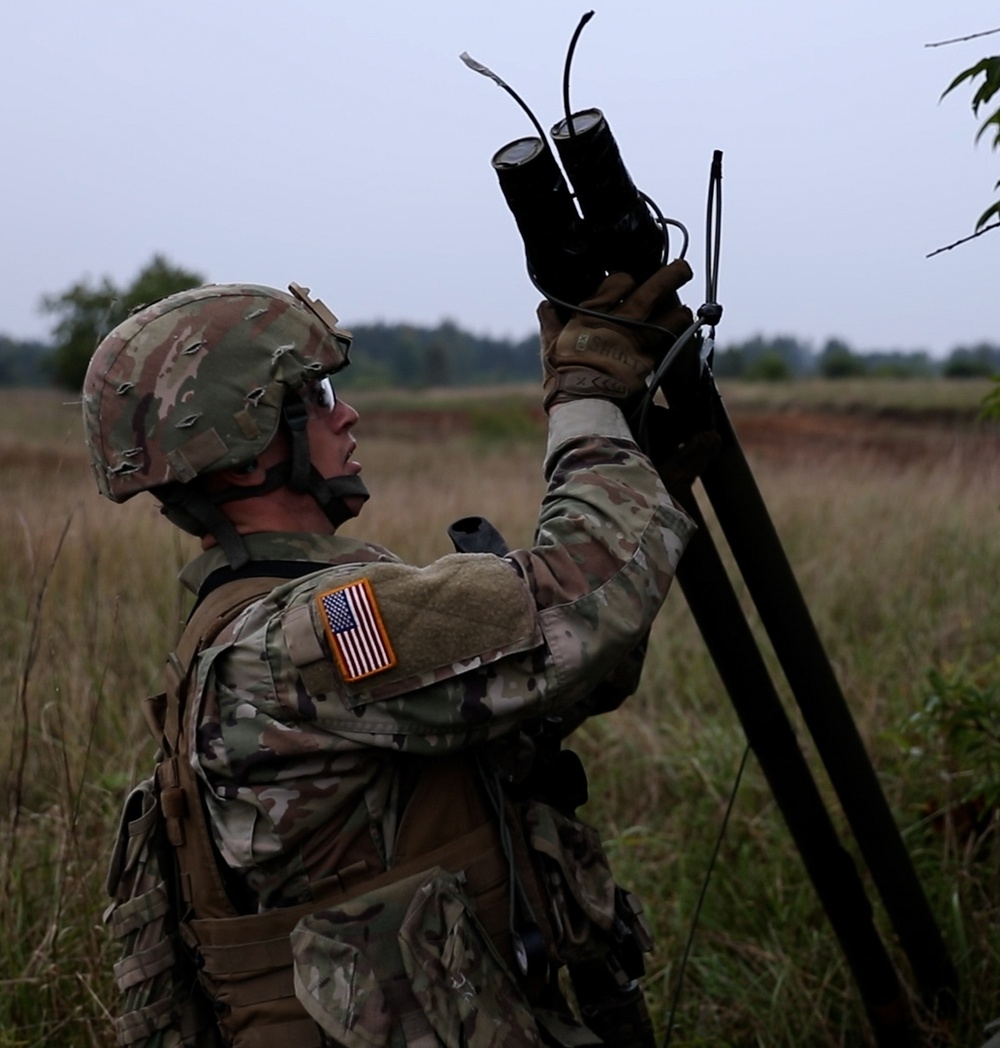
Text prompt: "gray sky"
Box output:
[[2, 1, 997, 356]]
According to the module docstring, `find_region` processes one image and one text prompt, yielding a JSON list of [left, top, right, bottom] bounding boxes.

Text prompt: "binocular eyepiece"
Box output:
[[492, 135, 603, 307], [491, 108, 665, 309]]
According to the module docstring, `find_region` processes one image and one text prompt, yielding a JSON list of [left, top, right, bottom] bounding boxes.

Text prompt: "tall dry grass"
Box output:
[[1, 386, 998, 1046]]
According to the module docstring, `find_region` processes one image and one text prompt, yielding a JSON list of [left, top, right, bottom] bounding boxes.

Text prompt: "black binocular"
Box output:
[[490, 107, 666, 309]]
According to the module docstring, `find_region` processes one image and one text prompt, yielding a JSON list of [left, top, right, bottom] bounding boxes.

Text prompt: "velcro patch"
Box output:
[[291, 554, 541, 710], [316, 578, 397, 682]]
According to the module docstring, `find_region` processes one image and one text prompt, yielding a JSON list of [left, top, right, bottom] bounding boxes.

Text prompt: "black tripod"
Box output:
[[640, 333, 958, 1046]]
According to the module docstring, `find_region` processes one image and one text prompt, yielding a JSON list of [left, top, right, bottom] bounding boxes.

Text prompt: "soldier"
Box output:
[[90, 262, 696, 1048]]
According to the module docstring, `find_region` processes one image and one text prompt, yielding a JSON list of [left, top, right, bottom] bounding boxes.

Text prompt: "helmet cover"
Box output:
[[82, 282, 352, 502]]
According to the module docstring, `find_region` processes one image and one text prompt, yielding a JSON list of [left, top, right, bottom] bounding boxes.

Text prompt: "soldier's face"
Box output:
[[303, 382, 366, 517]]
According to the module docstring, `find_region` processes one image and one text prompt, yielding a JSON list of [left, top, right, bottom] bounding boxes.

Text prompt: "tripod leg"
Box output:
[[696, 400, 957, 1013], [671, 483, 917, 1047]]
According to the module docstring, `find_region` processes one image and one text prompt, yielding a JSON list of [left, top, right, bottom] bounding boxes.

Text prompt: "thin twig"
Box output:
[[1, 513, 75, 898], [66, 593, 119, 974], [663, 744, 751, 1048], [77, 970, 115, 1022], [925, 27, 1000, 48], [927, 221, 1000, 257]]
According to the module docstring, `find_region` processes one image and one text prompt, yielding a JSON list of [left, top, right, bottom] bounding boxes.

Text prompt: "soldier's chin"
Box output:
[[343, 495, 367, 519]]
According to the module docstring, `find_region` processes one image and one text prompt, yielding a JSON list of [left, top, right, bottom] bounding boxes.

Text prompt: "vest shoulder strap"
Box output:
[[161, 574, 294, 921]]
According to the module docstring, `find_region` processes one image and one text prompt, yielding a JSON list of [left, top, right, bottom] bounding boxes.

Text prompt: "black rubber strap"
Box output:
[[197, 560, 333, 605]]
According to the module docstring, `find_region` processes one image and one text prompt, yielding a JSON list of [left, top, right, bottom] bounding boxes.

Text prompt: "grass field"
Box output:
[[1, 381, 998, 1047]]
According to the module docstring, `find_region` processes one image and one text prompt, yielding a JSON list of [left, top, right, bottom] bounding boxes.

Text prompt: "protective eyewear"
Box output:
[[303, 377, 337, 413]]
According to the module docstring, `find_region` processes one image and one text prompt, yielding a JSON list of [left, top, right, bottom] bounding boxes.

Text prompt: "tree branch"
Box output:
[[926, 221, 1000, 257], [926, 27, 1000, 48]]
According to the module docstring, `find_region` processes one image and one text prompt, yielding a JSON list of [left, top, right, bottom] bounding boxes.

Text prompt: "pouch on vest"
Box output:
[[104, 773, 223, 1048], [291, 866, 541, 1048], [523, 800, 652, 971]]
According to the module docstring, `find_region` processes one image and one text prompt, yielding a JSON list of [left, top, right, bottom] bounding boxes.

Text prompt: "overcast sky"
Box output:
[[2, 1, 997, 356]]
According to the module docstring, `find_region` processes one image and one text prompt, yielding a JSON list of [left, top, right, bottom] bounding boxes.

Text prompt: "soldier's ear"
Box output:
[[221, 460, 261, 485], [207, 429, 291, 493], [205, 459, 263, 491]]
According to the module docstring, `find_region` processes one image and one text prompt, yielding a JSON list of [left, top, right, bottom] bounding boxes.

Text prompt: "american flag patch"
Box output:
[[316, 578, 396, 682]]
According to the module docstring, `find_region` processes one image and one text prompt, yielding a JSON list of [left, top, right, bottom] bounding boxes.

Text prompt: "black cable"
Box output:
[[705, 152, 723, 307], [562, 11, 596, 134], [662, 743, 751, 1048], [639, 190, 676, 263]]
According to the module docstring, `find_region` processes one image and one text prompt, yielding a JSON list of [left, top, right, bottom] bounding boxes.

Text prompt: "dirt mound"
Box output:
[[359, 400, 997, 469], [729, 409, 998, 470]]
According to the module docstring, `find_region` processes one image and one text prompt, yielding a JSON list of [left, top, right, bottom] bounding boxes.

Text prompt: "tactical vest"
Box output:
[[108, 575, 551, 1048], [107, 571, 654, 1048]]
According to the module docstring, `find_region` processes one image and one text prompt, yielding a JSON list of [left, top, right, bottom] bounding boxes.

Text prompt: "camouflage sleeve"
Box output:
[[195, 398, 693, 771], [511, 398, 690, 609], [263, 398, 693, 753], [502, 397, 693, 720]]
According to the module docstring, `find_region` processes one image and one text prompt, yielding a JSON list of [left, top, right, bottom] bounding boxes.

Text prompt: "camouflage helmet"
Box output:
[[82, 281, 352, 502]]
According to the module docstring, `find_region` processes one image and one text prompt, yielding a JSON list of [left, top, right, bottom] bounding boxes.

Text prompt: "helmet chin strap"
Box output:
[[154, 482, 255, 570], [301, 469, 370, 528], [281, 393, 370, 528], [207, 460, 370, 531]]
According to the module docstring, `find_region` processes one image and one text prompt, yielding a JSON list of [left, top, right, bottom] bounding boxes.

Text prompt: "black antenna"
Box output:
[[459, 52, 548, 144], [562, 10, 595, 135]]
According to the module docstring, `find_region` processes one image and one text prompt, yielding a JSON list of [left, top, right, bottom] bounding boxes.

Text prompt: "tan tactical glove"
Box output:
[[539, 259, 694, 410]]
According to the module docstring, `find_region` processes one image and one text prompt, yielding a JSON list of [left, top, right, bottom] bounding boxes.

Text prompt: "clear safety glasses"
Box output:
[[303, 376, 337, 414]]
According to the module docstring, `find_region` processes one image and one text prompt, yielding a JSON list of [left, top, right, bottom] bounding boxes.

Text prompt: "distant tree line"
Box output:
[[5, 322, 998, 391], [3, 256, 999, 389], [339, 320, 540, 391], [0, 335, 50, 386], [335, 330, 1000, 390], [711, 335, 1000, 381]]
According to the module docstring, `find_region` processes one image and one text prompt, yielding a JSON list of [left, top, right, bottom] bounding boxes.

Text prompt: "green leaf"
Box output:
[[974, 106, 1000, 148], [942, 56, 1000, 128], [941, 57, 994, 101], [969, 56, 1000, 114], [975, 198, 1000, 231]]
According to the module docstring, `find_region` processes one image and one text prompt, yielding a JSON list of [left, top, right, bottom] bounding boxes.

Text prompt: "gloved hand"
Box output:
[[539, 259, 694, 411]]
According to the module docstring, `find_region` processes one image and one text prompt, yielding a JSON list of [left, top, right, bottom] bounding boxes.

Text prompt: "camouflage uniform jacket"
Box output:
[[177, 398, 693, 1032]]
